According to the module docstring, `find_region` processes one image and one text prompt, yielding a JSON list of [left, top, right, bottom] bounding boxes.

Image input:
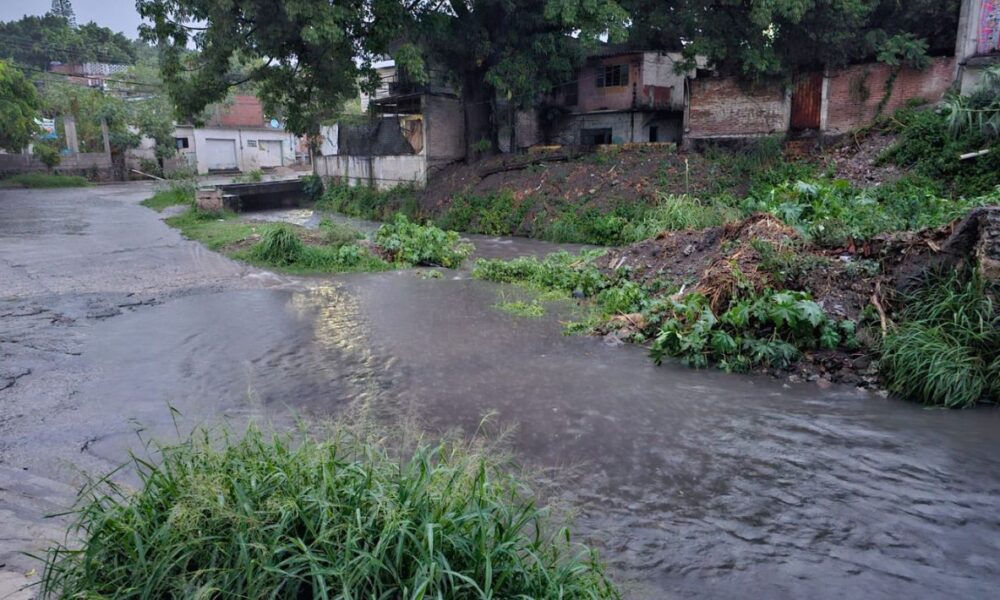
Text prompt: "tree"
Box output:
[[50, 0, 77, 28], [398, 1, 628, 159], [621, 0, 961, 80], [137, 0, 394, 137], [0, 14, 136, 70], [0, 59, 41, 151]]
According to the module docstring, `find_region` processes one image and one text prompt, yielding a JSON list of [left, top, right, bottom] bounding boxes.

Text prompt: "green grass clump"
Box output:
[[881, 272, 999, 408], [620, 193, 741, 242], [473, 251, 608, 297], [495, 298, 546, 318], [319, 217, 365, 246], [374, 214, 473, 268], [244, 224, 390, 274], [140, 187, 194, 212], [165, 208, 255, 250], [39, 426, 618, 599], [1, 173, 90, 188]]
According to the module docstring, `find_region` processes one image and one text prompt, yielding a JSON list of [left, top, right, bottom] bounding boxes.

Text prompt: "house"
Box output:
[[169, 95, 303, 174], [48, 62, 129, 92], [956, 0, 1000, 94], [313, 64, 464, 189], [541, 48, 698, 147]]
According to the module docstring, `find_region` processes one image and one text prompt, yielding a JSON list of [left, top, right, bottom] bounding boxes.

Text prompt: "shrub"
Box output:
[[881, 272, 999, 407], [620, 193, 740, 241], [300, 173, 324, 202], [39, 426, 618, 599], [232, 169, 264, 184], [317, 181, 419, 221], [250, 224, 305, 266], [374, 214, 473, 268], [318, 217, 364, 246], [33, 143, 62, 170], [650, 289, 856, 372]]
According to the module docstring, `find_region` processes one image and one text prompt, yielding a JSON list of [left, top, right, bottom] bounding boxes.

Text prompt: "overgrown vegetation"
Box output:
[[316, 181, 420, 221], [650, 288, 856, 373], [374, 214, 473, 268], [0, 173, 90, 188], [140, 181, 195, 211], [881, 271, 999, 408], [242, 223, 389, 274], [232, 169, 264, 184], [39, 425, 618, 599]]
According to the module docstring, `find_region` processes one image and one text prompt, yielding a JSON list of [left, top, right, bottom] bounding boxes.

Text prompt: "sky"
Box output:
[[0, 0, 145, 38]]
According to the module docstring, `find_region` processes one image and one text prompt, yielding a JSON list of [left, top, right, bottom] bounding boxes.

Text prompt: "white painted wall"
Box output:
[[315, 154, 426, 190], [185, 127, 299, 174]]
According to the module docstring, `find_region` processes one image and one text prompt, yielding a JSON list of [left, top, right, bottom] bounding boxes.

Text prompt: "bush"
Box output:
[[2, 173, 88, 188], [33, 143, 62, 170], [650, 289, 856, 372], [318, 217, 364, 246], [245, 224, 387, 273], [317, 181, 419, 221], [250, 224, 306, 266], [232, 169, 264, 184], [39, 426, 618, 599], [374, 214, 473, 268], [881, 272, 999, 407], [620, 193, 741, 242]]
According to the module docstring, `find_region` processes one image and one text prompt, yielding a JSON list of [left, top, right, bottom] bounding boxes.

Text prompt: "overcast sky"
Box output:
[[1, 0, 145, 38]]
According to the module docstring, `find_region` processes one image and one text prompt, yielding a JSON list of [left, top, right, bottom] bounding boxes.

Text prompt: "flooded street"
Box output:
[[2, 183, 999, 598]]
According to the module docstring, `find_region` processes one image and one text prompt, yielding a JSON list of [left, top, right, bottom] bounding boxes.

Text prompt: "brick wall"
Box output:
[[687, 77, 788, 139], [207, 95, 266, 128], [825, 57, 957, 133]]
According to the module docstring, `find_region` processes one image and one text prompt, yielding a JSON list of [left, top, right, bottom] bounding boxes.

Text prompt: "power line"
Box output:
[[13, 64, 163, 89]]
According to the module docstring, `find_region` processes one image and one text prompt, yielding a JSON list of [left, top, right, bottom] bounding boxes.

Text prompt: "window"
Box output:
[[246, 139, 258, 147], [596, 64, 628, 88], [581, 128, 613, 146], [174, 137, 189, 149], [649, 126, 659, 143], [562, 82, 578, 106]]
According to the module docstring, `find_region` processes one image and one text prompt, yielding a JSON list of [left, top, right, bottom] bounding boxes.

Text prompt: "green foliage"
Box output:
[[746, 178, 993, 247], [0, 13, 136, 70], [140, 186, 193, 212], [165, 209, 256, 251], [440, 190, 535, 236], [620, 194, 741, 241], [245, 224, 387, 273], [495, 298, 546, 318], [317, 182, 419, 222], [301, 174, 324, 202], [881, 272, 999, 408], [880, 104, 1000, 197], [249, 224, 306, 266], [1, 173, 88, 188], [650, 289, 856, 372], [0, 60, 41, 152], [751, 238, 830, 287], [33, 143, 62, 170], [39, 425, 618, 599], [318, 217, 364, 246], [473, 251, 608, 298], [374, 215, 473, 268], [941, 65, 1000, 141]]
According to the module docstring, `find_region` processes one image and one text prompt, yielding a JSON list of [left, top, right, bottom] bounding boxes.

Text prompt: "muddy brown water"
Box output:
[[2, 189, 1000, 599]]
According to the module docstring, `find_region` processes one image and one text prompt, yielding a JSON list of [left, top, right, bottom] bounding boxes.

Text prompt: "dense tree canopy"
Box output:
[[0, 14, 137, 70], [622, 0, 961, 79], [0, 59, 41, 151]]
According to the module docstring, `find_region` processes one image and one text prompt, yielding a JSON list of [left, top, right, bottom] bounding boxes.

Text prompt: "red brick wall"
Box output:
[[825, 57, 956, 133], [207, 95, 266, 128], [687, 77, 788, 138]]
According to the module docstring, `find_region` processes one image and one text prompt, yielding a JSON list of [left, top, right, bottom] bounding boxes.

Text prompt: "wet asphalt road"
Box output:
[[2, 183, 1000, 599]]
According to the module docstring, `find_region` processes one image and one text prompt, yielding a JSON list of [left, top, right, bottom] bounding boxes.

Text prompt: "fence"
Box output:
[[0, 152, 112, 177]]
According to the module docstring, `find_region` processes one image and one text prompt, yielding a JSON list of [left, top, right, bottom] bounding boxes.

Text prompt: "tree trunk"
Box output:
[[461, 73, 498, 163]]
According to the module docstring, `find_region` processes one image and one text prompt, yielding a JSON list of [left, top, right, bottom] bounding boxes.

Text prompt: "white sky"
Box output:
[[1, 0, 145, 38]]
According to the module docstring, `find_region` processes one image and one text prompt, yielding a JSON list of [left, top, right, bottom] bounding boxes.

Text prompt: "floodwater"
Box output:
[[2, 190, 1000, 599]]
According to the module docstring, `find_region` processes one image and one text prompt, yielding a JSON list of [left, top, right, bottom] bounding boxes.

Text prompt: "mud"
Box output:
[[2, 184, 1000, 599]]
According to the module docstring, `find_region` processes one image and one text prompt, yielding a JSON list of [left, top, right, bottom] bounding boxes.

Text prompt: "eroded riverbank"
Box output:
[[2, 184, 999, 599]]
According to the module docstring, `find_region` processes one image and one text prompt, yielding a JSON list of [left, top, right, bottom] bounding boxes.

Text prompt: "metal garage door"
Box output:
[[257, 140, 283, 168], [204, 138, 238, 170]]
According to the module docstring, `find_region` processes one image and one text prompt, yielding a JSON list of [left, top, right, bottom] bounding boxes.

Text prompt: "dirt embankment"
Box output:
[[594, 207, 1000, 389], [419, 146, 742, 213]]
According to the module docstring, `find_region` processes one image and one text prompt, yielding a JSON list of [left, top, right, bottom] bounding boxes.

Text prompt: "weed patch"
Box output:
[[881, 272, 999, 408], [39, 425, 618, 599], [1, 173, 90, 188], [374, 214, 472, 268]]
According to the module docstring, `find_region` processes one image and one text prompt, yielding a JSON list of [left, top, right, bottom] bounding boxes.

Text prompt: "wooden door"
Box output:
[[790, 73, 823, 131]]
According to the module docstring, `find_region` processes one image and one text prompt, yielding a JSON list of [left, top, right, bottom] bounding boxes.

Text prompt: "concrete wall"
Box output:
[[422, 95, 465, 169], [639, 52, 689, 111], [0, 151, 112, 178], [206, 95, 267, 128], [824, 57, 958, 134], [956, 0, 1000, 94], [314, 154, 426, 190], [686, 77, 790, 140], [180, 127, 298, 174]]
